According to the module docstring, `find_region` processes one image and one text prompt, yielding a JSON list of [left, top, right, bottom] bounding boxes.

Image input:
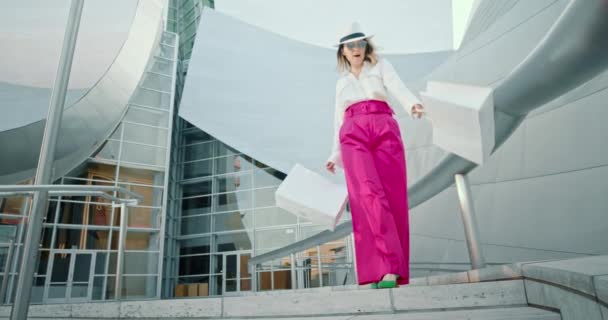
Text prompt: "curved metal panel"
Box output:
[[0, 0, 165, 184], [409, 0, 608, 209]]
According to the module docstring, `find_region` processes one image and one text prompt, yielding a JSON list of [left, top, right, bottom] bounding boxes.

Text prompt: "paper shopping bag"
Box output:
[[420, 81, 495, 164], [275, 163, 348, 231]]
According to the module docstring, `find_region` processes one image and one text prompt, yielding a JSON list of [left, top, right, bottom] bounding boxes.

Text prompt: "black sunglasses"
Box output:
[[345, 40, 367, 50]]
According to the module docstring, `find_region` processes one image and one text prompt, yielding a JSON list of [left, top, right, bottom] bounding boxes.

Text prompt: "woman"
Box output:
[[326, 22, 425, 289]]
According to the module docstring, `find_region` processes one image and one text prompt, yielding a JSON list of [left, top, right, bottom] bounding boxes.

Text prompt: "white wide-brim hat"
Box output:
[[334, 22, 374, 47]]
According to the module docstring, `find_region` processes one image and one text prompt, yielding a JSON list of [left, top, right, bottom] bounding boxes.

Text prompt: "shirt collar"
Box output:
[[341, 60, 372, 78]]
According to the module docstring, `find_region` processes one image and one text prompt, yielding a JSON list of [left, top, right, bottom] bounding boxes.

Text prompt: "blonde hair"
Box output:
[[336, 39, 378, 72]]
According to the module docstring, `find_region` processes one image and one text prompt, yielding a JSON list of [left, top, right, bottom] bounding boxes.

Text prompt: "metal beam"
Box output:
[[10, 1, 84, 319], [454, 174, 486, 269]]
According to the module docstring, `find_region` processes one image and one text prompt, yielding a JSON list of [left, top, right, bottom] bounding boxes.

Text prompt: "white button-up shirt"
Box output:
[[328, 57, 421, 167]]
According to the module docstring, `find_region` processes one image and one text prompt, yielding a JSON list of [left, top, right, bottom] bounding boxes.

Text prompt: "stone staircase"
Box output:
[[0, 280, 557, 320], [2, 255, 608, 319]]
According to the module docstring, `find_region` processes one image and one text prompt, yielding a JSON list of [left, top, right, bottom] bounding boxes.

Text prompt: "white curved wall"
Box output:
[[179, 9, 452, 180]]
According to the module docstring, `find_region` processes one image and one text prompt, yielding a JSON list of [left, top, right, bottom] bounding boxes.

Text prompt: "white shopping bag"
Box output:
[[275, 163, 348, 231], [420, 81, 495, 164]]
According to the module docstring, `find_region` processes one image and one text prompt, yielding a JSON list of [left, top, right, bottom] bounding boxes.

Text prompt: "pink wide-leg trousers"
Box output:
[[340, 100, 410, 285]]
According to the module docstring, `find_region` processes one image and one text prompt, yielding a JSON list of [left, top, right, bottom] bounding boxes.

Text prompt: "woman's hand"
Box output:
[[411, 104, 425, 119], [326, 161, 336, 174]]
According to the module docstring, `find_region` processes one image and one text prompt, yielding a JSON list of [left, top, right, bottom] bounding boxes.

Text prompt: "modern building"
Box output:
[[0, 0, 606, 314]]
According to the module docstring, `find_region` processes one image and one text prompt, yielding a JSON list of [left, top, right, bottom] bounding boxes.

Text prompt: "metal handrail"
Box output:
[[0, 185, 142, 206]]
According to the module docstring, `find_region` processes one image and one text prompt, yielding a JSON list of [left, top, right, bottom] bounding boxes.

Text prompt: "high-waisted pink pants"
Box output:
[[340, 99, 409, 285]]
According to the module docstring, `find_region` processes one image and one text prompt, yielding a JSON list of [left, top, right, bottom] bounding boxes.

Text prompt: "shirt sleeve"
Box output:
[[328, 82, 344, 167], [381, 58, 422, 116]]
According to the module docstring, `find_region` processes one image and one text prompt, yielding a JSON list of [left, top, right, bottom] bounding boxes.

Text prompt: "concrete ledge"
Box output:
[[468, 263, 523, 282], [27, 304, 72, 318], [222, 288, 392, 318], [525, 279, 603, 320], [351, 306, 559, 320], [521, 255, 608, 297], [392, 280, 527, 311], [426, 270, 470, 286], [71, 301, 120, 318], [120, 298, 222, 318], [594, 274, 608, 305]]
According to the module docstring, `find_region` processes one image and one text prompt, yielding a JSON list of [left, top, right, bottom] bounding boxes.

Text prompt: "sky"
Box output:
[[0, 0, 476, 88], [215, 0, 476, 52]]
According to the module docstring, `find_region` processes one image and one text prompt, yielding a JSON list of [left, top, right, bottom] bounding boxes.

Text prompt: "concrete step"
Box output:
[[0, 280, 555, 319], [0, 306, 560, 320], [210, 307, 560, 319]]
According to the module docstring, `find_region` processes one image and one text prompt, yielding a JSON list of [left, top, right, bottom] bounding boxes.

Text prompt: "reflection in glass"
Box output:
[[181, 215, 211, 235], [183, 160, 213, 179], [182, 195, 212, 216], [215, 191, 251, 213], [214, 211, 251, 232], [215, 232, 252, 252], [180, 236, 210, 255], [255, 228, 296, 252], [184, 141, 214, 161]]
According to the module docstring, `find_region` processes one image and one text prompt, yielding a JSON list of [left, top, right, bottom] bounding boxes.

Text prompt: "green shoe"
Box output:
[[370, 282, 378, 289], [377, 280, 397, 289]]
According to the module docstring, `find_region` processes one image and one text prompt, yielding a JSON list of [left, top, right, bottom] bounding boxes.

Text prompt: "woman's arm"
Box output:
[[381, 58, 424, 117], [327, 83, 344, 172]]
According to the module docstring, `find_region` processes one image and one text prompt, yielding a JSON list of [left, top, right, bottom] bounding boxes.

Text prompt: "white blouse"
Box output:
[[328, 58, 422, 167]]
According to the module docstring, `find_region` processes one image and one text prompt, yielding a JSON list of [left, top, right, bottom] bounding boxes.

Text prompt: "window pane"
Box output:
[[131, 88, 171, 109], [182, 195, 212, 216], [215, 155, 252, 175], [182, 180, 212, 198], [216, 172, 251, 193], [214, 211, 252, 232], [125, 231, 159, 250], [122, 276, 157, 298], [183, 129, 212, 145], [180, 236, 210, 255], [179, 255, 209, 276], [255, 228, 296, 252], [181, 215, 211, 235], [215, 232, 252, 252], [123, 252, 159, 275], [141, 72, 172, 92], [253, 188, 277, 208], [120, 142, 166, 167], [184, 141, 214, 161], [123, 122, 168, 147], [183, 160, 212, 180], [93, 140, 120, 162], [215, 190, 251, 212], [124, 106, 169, 128], [254, 207, 297, 228], [128, 206, 160, 229], [253, 168, 285, 188]]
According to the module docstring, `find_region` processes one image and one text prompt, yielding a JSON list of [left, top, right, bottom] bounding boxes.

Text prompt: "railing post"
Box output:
[[350, 233, 358, 284], [290, 254, 296, 290], [454, 174, 487, 269], [0, 240, 14, 304], [115, 203, 128, 299], [316, 246, 323, 287]]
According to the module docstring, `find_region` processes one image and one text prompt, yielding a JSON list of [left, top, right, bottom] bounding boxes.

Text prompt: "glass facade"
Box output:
[[0, 29, 178, 304], [0, 0, 356, 305], [165, 122, 355, 297]]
